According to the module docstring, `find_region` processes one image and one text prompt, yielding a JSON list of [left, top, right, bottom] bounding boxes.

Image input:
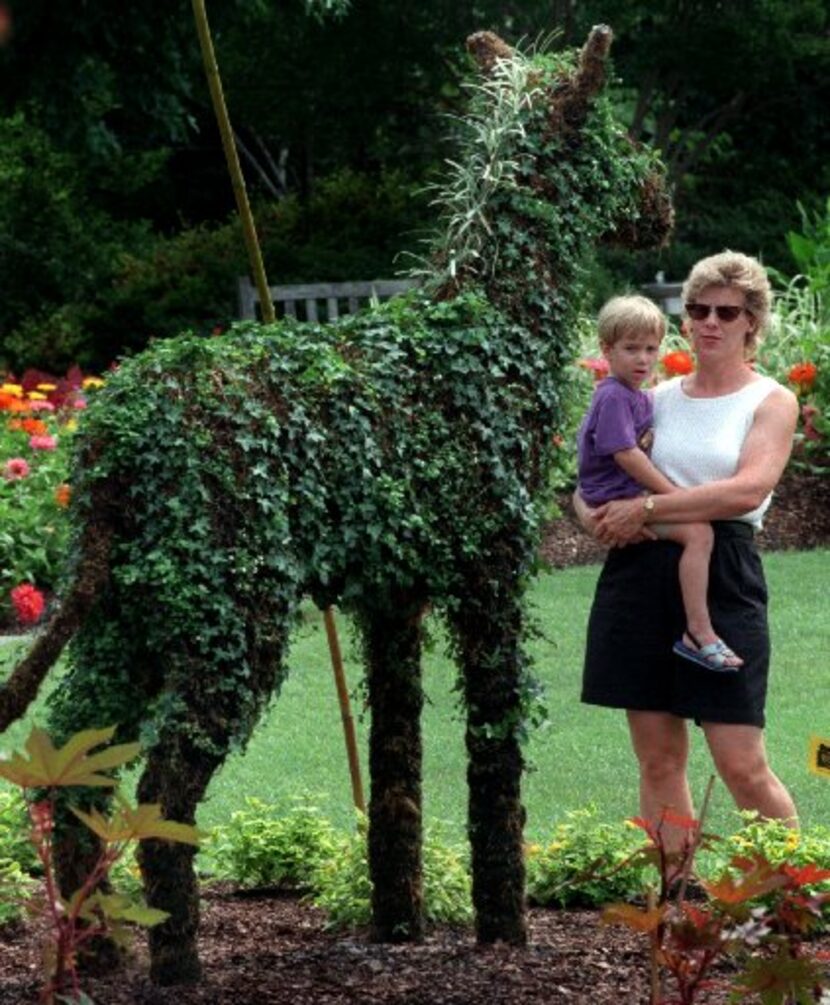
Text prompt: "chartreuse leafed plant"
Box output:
[[0, 25, 672, 984], [205, 799, 472, 929], [524, 807, 650, 908], [0, 726, 200, 1005], [205, 795, 341, 890], [311, 816, 472, 931], [602, 809, 830, 1005]]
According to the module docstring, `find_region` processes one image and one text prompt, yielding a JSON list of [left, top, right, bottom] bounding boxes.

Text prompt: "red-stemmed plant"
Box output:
[[602, 780, 830, 1004], [0, 726, 200, 1005]]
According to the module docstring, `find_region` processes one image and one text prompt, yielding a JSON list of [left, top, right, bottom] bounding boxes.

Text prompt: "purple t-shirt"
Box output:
[[577, 377, 654, 505]]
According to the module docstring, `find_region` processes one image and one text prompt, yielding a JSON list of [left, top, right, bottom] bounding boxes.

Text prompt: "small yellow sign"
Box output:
[[808, 736, 830, 779]]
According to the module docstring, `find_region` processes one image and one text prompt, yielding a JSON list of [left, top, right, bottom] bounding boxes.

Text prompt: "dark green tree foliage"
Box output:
[[1, 27, 671, 983]]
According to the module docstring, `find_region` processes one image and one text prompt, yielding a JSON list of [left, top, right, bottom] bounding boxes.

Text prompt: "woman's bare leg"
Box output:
[[702, 722, 798, 825], [627, 710, 694, 850]]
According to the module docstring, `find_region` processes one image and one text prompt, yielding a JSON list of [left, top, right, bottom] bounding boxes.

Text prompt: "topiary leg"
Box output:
[[450, 574, 528, 946], [359, 602, 425, 942], [136, 735, 220, 986]]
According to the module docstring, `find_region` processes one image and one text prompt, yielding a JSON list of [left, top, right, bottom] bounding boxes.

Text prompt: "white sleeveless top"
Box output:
[[651, 375, 780, 528]]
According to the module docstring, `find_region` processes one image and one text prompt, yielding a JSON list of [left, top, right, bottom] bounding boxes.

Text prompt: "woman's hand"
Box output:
[[592, 497, 657, 547]]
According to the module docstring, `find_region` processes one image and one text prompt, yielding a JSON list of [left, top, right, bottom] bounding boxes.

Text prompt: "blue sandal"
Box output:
[[672, 632, 742, 673]]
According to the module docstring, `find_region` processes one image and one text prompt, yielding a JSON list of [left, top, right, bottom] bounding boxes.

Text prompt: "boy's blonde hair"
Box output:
[[682, 250, 771, 358], [597, 294, 665, 348]]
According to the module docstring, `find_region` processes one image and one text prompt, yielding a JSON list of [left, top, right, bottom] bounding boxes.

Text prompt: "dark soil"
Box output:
[[0, 470, 827, 1003]]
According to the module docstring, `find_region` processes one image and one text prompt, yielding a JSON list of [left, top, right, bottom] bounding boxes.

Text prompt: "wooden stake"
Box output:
[[190, 0, 365, 814], [324, 607, 366, 814]]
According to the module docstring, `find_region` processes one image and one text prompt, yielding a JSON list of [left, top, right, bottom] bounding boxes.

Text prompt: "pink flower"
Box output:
[[29, 434, 57, 450], [72, 398, 87, 410], [28, 399, 55, 412], [3, 457, 30, 480], [10, 583, 45, 625]]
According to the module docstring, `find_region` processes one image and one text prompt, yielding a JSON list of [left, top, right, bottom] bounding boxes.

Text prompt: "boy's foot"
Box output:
[[672, 631, 743, 672]]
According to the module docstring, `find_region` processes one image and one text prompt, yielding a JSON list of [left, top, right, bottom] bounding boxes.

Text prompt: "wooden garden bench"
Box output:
[[237, 277, 418, 323]]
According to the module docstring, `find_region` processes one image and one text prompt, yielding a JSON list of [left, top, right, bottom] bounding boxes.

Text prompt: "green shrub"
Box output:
[[699, 813, 830, 883], [0, 113, 151, 371], [206, 796, 341, 890], [3, 168, 428, 373], [0, 856, 35, 927], [525, 807, 649, 908], [311, 818, 472, 930], [0, 786, 35, 873]]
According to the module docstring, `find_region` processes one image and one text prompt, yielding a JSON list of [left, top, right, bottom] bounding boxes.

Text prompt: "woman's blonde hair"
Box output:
[[682, 251, 771, 357], [597, 294, 665, 348]]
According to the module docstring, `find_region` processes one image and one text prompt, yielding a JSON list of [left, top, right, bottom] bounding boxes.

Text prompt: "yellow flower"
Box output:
[[28, 391, 47, 401], [785, 832, 800, 852], [36, 382, 57, 392], [1, 383, 24, 397], [524, 843, 542, 856], [82, 376, 105, 389], [64, 418, 78, 433]]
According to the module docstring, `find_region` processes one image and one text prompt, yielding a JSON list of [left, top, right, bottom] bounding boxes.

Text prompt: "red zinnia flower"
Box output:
[[788, 361, 817, 394], [661, 350, 695, 376], [3, 457, 30, 480], [10, 583, 45, 625], [54, 483, 72, 507]]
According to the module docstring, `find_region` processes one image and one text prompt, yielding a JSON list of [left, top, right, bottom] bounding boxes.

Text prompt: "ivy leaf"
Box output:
[[70, 801, 202, 846], [0, 727, 140, 789], [601, 902, 664, 933]]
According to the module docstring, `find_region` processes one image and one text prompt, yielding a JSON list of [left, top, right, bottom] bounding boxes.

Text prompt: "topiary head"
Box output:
[[424, 25, 672, 307]]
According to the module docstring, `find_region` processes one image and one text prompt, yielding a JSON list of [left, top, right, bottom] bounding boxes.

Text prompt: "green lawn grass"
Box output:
[[2, 549, 827, 841]]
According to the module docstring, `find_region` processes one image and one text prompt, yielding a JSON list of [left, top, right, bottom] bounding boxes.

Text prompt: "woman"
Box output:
[[579, 251, 799, 836]]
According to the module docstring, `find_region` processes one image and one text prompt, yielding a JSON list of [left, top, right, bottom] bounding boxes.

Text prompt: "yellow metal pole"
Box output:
[[190, 0, 365, 813]]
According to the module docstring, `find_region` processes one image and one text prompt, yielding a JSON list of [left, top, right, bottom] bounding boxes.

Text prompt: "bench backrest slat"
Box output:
[[237, 278, 417, 322]]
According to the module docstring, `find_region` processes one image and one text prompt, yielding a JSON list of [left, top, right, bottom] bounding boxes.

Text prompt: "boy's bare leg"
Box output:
[[653, 521, 743, 667]]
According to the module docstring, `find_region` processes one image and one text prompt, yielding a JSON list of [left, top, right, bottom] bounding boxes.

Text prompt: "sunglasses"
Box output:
[[685, 303, 746, 322]]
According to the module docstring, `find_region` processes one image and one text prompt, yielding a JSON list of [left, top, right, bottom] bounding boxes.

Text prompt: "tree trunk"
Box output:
[[362, 604, 425, 942]]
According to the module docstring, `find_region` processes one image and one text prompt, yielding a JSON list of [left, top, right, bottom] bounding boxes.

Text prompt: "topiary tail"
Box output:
[[0, 509, 113, 734]]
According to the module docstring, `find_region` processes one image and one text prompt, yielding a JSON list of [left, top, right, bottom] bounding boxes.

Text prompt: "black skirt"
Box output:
[[581, 521, 770, 727]]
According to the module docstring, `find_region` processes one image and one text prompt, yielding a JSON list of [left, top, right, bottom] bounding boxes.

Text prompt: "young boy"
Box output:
[[576, 295, 742, 672]]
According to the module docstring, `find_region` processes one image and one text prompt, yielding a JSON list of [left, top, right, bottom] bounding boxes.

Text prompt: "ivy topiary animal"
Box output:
[[0, 26, 672, 985]]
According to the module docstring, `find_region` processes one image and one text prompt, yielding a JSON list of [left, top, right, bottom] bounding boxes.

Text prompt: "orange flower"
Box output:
[[578, 357, 610, 382], [788, 361, 817, 394], [21, 417, 48, 436], [54, 483, 72, 507], [661, 350, 694, 376]]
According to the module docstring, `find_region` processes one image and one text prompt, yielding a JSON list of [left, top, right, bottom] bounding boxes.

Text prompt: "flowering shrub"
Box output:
[[0, 366, 103, 626]]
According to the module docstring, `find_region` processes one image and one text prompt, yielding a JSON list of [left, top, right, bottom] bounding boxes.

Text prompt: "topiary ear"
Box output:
[[553, 24, 614, 130], [465, 30, 515, 74]]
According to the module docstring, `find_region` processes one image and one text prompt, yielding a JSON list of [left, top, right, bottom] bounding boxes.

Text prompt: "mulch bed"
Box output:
[[0, 470, 827, 1003], [0, 886, 789, 1004]]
